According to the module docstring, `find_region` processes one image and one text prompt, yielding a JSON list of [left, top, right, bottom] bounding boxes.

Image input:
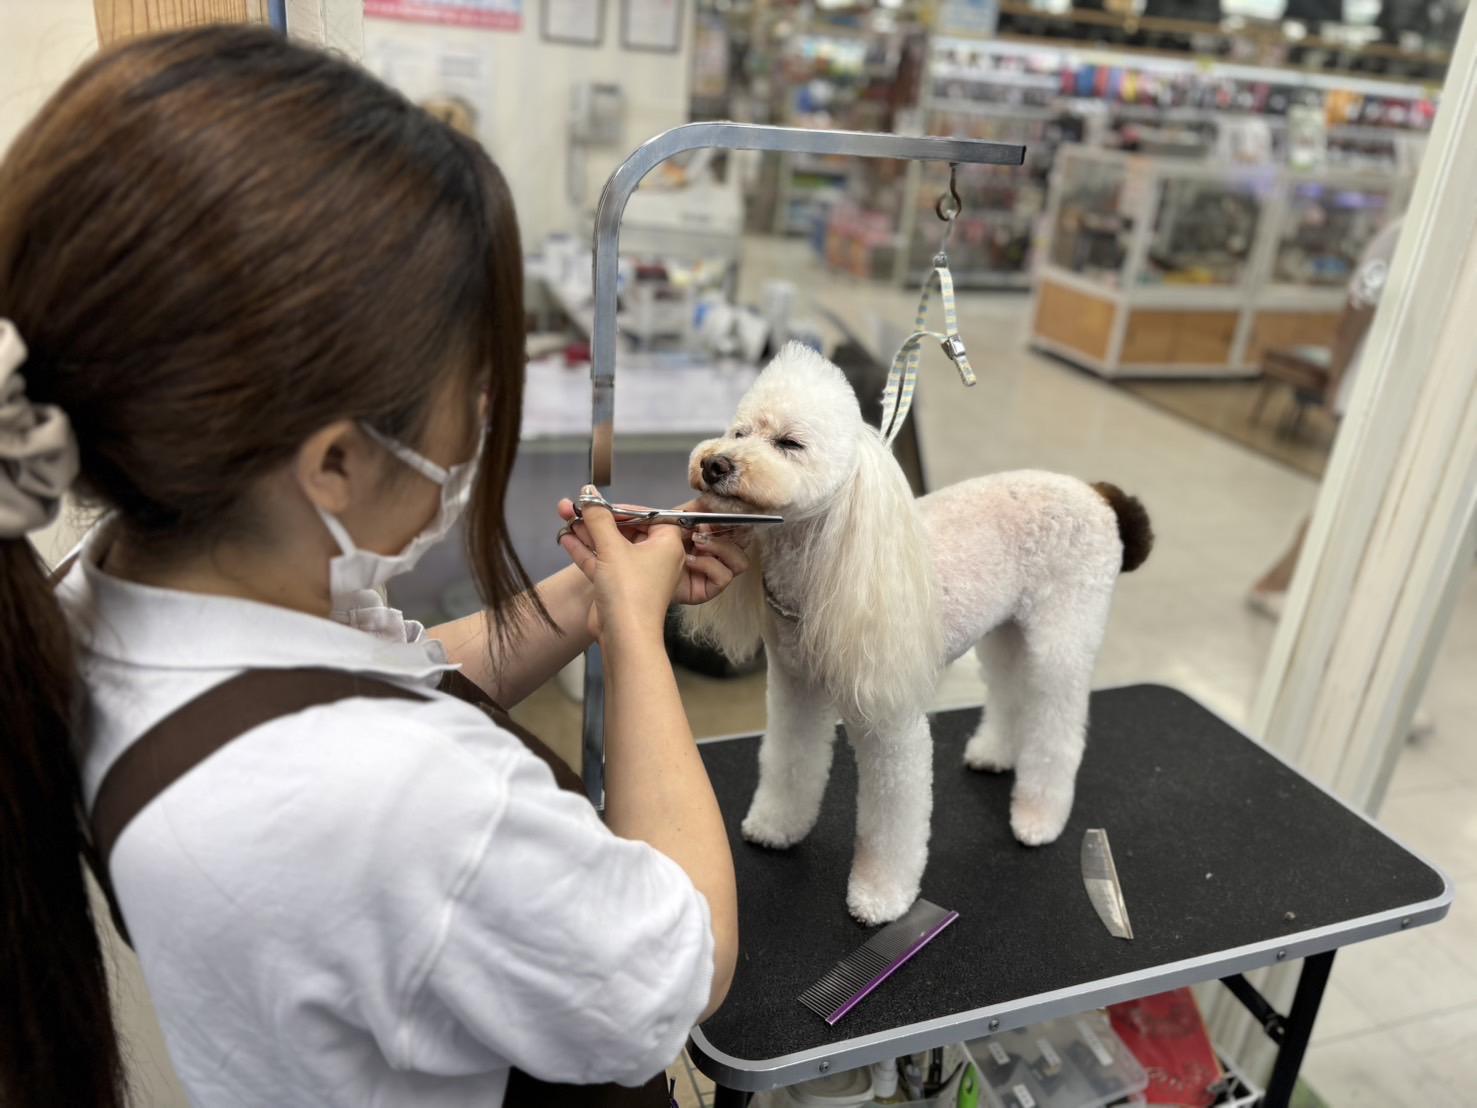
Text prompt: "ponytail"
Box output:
[[0, 539, 125, 1107]]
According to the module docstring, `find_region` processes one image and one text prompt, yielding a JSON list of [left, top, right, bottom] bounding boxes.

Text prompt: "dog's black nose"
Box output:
[[702, 455, 735, 487]]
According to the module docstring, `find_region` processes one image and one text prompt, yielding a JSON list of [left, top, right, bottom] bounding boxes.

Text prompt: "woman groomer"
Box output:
[[0, 27, 743, 1108]]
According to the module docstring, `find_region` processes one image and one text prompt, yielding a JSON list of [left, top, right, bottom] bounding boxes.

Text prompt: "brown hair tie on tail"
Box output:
[[1092, 482, 1154, 572]]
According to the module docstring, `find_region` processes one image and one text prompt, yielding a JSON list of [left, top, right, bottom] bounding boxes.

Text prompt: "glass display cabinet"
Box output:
[[1030, 146, 1409, 377]]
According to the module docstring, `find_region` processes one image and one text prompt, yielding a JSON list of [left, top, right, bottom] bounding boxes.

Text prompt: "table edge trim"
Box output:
[[688, 885, 1453, 1091]]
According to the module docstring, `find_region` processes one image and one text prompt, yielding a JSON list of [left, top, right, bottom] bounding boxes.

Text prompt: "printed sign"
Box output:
[[939, 0, 1000, 35], [365, 0, 523, 31]]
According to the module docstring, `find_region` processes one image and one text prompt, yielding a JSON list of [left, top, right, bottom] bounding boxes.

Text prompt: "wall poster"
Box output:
[[364, 0, 523, 32]]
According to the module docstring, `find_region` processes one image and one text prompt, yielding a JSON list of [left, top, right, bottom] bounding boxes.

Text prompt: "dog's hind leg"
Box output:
[[742, 660, 839, 850], [963, 623, 1026, 773], [1008, 593, 1111, 847], [844, 712, 933, 925]]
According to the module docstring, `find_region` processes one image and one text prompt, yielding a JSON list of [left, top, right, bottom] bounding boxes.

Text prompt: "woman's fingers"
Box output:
[[683, 554, 733, 599], [558, 530, 599, 581], [692, 532, 749, 575]]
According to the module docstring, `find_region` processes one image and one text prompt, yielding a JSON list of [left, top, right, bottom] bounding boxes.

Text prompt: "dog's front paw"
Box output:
[[963, 728, 1014, 773], [845, 858, 922, 926], [740, 797, 817, 850], [847, 873, 920, 926], [1010, 787, 1072, 847]]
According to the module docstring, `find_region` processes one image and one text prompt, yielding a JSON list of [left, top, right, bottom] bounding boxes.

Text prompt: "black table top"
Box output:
[[689, 684, 1452, 1090]]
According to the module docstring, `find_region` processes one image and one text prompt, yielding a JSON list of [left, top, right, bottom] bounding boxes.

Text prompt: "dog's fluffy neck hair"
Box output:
[[755, 512, 830, 619], [751, 429, 946, 730]]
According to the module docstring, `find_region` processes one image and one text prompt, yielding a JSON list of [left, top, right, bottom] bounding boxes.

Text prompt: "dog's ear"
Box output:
[[678, 544, 766, 664], [798, 428, 942, 731]]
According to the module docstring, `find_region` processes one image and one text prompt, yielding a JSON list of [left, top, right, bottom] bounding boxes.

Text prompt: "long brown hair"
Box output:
[[0, 26, 541, 1105]]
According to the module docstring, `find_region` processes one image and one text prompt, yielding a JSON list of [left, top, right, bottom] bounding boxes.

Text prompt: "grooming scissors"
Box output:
[[572, 492, 783, 531]]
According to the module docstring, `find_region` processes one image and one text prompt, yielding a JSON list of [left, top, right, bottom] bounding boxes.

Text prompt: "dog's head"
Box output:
[[688, 342, 864, 518]]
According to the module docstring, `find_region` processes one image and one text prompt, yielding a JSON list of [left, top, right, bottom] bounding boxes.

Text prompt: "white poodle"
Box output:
[[682, 343, 1152, 925]]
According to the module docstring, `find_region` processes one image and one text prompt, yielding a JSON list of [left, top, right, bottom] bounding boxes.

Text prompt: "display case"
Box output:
[[1030, 146, 1410, 377], [1267, 178, 1396, 289], [1047, 148, 1133, 284]]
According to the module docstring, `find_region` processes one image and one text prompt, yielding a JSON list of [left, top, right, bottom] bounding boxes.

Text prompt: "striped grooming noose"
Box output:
[[879, 165, 978, 446]]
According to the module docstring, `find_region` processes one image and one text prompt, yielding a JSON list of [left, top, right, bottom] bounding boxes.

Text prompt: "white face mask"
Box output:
[[317, 422, 483, 599]]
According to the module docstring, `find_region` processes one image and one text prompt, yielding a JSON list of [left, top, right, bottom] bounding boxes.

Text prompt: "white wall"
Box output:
[[364, 0, 694, 249], [0, 0, 99, 157], [2, 0, 98, 563]]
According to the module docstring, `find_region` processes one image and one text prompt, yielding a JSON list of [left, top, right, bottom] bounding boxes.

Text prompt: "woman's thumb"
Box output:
[[576, 486, 621, 548]]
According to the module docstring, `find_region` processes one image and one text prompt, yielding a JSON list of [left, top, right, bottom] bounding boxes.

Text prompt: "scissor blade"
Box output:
[[662, 512, 785, 527], [1081, 828, 1133, 940], [574, 496, 782, 528]]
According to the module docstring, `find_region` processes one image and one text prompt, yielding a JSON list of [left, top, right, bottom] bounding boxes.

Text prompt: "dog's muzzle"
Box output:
[[701, 453, 737, 492]]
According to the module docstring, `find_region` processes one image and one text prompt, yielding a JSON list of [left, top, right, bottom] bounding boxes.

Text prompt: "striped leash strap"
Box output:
[[879, 252, 976, 446]]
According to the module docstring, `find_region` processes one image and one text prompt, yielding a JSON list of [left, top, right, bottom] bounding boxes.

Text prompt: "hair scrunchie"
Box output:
[[0, 319, 79, 538]]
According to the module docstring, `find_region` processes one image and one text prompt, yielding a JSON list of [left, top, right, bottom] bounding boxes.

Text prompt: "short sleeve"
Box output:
[[400, 749, 715, 1087]]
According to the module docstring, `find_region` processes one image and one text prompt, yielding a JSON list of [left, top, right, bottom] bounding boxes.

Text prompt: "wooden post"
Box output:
[[94, 1, 269, 48]]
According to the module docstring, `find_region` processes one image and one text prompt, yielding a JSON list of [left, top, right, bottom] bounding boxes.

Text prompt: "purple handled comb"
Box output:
[[798, 899, 959, 1025]]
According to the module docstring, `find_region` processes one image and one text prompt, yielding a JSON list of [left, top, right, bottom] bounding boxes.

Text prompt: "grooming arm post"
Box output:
[[582, 122, 1025, 806]]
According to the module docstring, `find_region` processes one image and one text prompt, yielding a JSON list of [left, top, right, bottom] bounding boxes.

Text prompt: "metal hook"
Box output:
[[934, 163, 962, 222], [934, 163, 962, 261]]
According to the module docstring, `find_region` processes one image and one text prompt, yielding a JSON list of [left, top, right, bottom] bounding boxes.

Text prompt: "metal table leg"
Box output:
[[1263, 950, 1336, 1108], [1220, 949, 1336, 1108]]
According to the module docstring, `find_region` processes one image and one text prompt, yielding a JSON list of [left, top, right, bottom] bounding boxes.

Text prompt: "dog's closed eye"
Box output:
[[774, 437, 805, 452]]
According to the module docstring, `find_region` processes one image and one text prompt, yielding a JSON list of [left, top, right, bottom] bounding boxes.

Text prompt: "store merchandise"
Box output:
[[964, 1012, 1149, 1108], [1107, 989, 1223, 1107], [834, 34, 1432, 290], [680, 344, 1152, 923], [752, 1067, 874, 1107], [1145, 178, 1264, 285], [1272, 181, 1391, 285]]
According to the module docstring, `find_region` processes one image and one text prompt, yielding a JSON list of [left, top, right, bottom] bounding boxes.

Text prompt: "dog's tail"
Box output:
[[1091, 482, 1153, 572]]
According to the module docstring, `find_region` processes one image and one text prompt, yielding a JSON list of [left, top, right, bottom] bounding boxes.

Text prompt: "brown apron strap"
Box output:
[[436, 670, 584, 795], [91, 667, 428, 872]]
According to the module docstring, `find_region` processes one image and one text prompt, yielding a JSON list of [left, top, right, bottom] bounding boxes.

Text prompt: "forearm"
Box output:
[[427, 563, 595, 706], [601, 629, 738, 1017]]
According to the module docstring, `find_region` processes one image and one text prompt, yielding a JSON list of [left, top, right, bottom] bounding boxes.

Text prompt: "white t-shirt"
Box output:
[[58, 529, 713, 1107]]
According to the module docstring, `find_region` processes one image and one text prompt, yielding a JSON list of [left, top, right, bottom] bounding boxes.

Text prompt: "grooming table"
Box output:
[[688, 685, 1452, 1107]]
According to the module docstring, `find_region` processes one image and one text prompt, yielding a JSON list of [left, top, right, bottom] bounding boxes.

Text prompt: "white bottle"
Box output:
[[870, 1059, 899, 1099]]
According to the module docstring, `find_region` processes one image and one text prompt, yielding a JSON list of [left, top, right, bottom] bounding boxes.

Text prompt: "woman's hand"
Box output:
[[556, 496, 751, 611], [673, 523, 751, 604], [556, 488, 687, 644]]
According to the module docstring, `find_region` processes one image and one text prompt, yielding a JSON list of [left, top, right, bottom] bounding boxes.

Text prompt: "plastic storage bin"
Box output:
[[964, 1011, 1148, 1108]]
